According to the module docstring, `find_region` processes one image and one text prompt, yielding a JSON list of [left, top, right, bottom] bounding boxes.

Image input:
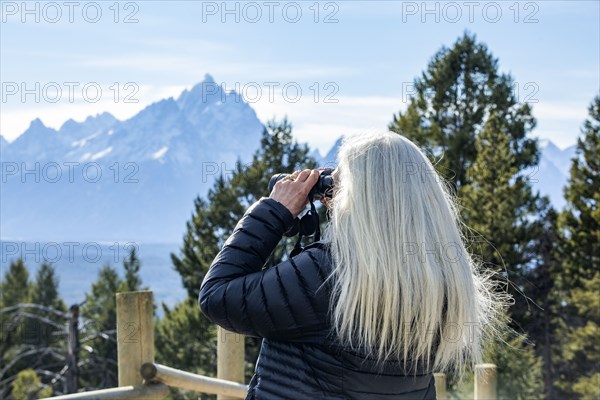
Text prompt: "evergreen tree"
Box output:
[[171, 195, 222, 301], [451, 324, 543, 400], [560, 273, 600, 399], [155, 298, 217, 400], [10, 369, 52, 399], [119, 247, 145, 292], [0, 259, 33, 381], [80, 265, 122, 389], [486, 327, 543, 399], [163, 195, 220, 400], [389, 31, 538, 192], [76, 249, 147, 391], [555, 95, 600, 398], [32, 262, 67, 312], [455, 112, 543, 397], [233, 117, 318, 204], [29, 263, 68, 388], [0, 259, 31, 308], [459, 113, 540, 321], [558, 95, 600, 288], [519, 199, 563, 399], [0, 261, 69, 398]]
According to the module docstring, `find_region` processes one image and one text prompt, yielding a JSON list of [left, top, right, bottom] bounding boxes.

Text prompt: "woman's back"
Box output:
[[200, 197, 437, 399], [249, 335, 437, 399]]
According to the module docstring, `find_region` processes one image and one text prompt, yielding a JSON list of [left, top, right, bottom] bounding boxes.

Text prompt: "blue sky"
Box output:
[[1, 0, 598, 154]]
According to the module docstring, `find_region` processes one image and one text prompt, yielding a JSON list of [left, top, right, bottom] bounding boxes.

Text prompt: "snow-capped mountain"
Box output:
[[1, 74, 264, 242]]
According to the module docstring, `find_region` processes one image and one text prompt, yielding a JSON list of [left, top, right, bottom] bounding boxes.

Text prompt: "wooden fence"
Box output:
[[45, 291, 498, 400]]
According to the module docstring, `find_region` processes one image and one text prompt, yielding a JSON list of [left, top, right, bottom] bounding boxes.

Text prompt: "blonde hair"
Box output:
[[320, 131, 510, 380]]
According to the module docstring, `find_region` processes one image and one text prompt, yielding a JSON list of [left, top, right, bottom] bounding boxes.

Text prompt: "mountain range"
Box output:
[[1, 74, 264, 243], [1, 75, 578, 244]]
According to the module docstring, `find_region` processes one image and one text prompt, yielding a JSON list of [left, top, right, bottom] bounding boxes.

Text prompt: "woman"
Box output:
[[199, 132, 508, 399]]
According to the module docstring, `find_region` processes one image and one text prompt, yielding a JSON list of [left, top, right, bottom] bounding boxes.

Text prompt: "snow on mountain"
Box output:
[[59, 112, 119, 146], [1, 74, 264, 242]]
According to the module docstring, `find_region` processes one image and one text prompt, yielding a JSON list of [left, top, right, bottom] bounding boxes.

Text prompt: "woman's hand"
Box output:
[[270, 169, 319, 218]]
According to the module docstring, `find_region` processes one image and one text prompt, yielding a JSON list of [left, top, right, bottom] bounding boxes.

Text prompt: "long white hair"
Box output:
[[320, 131, 510, 379]]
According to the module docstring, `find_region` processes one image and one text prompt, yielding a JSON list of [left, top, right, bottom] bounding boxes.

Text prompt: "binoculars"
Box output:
[[268, 168, 335, 200], [267, 168, 335, 241]]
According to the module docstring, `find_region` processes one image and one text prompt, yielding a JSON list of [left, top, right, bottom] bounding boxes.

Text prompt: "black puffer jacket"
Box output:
[[199, 197, 437, 399]]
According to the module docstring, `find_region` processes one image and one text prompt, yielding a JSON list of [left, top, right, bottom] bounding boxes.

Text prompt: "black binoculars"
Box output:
[[267, 168, 335, 242], [268, 168, 335, 200]]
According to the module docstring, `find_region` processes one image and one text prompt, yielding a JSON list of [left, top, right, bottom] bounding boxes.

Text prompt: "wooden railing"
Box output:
[[45, 291, 498, 400]]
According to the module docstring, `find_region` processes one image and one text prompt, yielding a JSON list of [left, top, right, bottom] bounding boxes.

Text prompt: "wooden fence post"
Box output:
[[434, 372, 447, 399], [217, 326, 245, 400], [65, 304, 80, 394], [475, 363, 497, 400], [116, 291, 155, 387]]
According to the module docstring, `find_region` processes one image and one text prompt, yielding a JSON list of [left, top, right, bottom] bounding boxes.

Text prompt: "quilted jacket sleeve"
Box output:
[[198, 197, 331, 342]]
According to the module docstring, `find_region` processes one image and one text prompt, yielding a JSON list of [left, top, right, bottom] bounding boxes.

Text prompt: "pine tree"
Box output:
[[459, 113, 540, 308], [75, 248, 148, 391], [0, 261, 69, 398], [558, 95, 600, 288], [80, 265, 122, 389], [456, 112, 543, 398], [0, 259, 31, 308], [10, 369, 52, 399], [171, 195, 222, 301], [518, 199, 563, 399], [155, 298, 217, 400], [0, 259, 33, 383], [29, 263, 68, 388], [119, 247, 145, 292], [32, 263, 67, 312], [560, 273, 600, 398], [162, 196, 220, 400], [389, 31, 538, 193], [555, 95, 600, 398]]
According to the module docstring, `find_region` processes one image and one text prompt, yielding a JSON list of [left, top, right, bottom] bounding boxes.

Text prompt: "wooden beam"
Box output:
[[44, 383, 169, 399], [141, 362, 248, 399]]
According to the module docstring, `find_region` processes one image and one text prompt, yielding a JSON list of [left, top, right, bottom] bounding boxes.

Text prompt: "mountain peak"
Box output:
[[60, 112, 118, 133], [539, 138, 559, 151], [30, 118, 46, 129], [203, 73, 216, 84], [176, 73, 224, 111], [85, 111, 117, 123]]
